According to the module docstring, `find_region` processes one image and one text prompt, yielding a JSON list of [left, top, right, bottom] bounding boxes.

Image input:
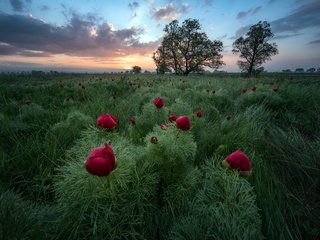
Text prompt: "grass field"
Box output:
[[0, 72, 319, 239]]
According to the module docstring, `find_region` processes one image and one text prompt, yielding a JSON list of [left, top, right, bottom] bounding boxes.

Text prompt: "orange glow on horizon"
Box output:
[[0, 52, 239, 72], [0, 53, 157, 71]]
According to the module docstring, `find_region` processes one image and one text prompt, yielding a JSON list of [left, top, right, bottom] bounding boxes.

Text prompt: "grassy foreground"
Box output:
[[0, 73, 319, 239]]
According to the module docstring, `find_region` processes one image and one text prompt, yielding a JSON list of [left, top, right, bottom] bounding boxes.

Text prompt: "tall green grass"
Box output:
[[0, 73, 319, 239]]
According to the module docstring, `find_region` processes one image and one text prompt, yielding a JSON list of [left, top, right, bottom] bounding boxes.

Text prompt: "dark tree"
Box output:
[[153, 19, 224, 75], [232, 21, 278, 76], [306, 68, 315, 73], [132, 66, 142, 74], [153, 44, 172, 74]]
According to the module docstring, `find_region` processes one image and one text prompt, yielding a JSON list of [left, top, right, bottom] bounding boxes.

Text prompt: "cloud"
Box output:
[[268, 0, 276, 4], [217, 34, 227, 40], [40, 5, 50, 11], [0, 12, 160, 59], [151, 3, 189, 21], [236, 6, 261, 19], [233, 1, 320, 38], [9, 0, 24, 12], [9, 0, 31, 12], [309, 39, 320, 44], [270, 0, 320, 33], [203, 0, 214, 7], [128, 1, 139, 10], [273, 33, 300, 39], [0, 61, 43, 67]]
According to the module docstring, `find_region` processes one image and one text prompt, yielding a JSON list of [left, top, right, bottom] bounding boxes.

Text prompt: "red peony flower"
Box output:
[[222, 150, 251, 174], [225, 115, 232, 120], [150, 135, 158, 144], [130, 116, 136, 125], [176, 116, 191, 131], [272, 88, 279, 92], [84, 144, 116, 177], [195, 109, 203, 118], [168, 115, 177, 122], [241, 89, 247, 93], [153, 97, 164, 108], [251, 86, 257, 91], [25, 99, 32, 105], [96, 114, 117, 130]]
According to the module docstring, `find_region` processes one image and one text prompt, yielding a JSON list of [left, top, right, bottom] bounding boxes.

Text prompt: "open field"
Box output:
[[0, 73, 320, 239]]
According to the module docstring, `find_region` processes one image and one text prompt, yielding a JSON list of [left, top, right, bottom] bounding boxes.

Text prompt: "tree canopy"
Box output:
[[153, 19, 224, 75], [232, 21, 278, 76], [132, 66, 142, 74]]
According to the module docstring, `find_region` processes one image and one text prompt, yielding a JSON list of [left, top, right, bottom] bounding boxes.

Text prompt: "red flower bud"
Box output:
[[168, 115, 177, 122], [195, 109, 203, 118], [96, 114, 117, 130], [225, 115, 232, 120], [251, 86, 257, 91], [25, 99, 32, 105], [241, 89, 247, 93], [222, 150, 251, 173], [176, 116, 191, 131], [153, 97, 164, 108], [130, 116, 136, 125], [272, 88, 279, 92], [59, 83, 64, 88], [150, 136, 158, 144], [84, 144, 116, 176]]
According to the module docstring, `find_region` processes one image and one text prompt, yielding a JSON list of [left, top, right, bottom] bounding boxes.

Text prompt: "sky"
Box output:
[[0, 0, 319, 72]]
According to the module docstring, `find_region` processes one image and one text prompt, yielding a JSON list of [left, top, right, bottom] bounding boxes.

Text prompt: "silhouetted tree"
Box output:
[[153, 19, 224, 75], [153, 44, 171, 74], [232, 21, 278, 76], [306, 68, 315, 73], [132, 66, 142, 74], [295, 68, 304, 73]]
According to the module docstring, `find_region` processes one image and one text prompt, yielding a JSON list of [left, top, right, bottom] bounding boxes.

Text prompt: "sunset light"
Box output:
[[0, 0, 319, 72]]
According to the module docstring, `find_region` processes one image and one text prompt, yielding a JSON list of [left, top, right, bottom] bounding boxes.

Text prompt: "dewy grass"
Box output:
[[0, 73, 320, 239]]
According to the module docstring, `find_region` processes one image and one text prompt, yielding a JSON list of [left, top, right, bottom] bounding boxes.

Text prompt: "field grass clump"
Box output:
[[0, 72, 319, 239]]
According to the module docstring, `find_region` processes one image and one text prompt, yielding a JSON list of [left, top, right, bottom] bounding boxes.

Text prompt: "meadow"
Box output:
[[0, 72, 319, 239]]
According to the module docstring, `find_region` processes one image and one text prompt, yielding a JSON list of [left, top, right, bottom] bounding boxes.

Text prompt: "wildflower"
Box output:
[[130, 116, 136, 125], [153, 97, 164, 108], [195, 109, 203, 118], [176, 116, 191, 131], [222, 150, 251, 175], [150, 136, 158, 144], [96, 114, 117, 130], [84, 144, 116, 176], [168, 115, 177, 122]]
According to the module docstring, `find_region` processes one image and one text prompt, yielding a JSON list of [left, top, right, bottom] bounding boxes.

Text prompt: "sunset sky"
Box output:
[[0, 0, 319, 72]]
